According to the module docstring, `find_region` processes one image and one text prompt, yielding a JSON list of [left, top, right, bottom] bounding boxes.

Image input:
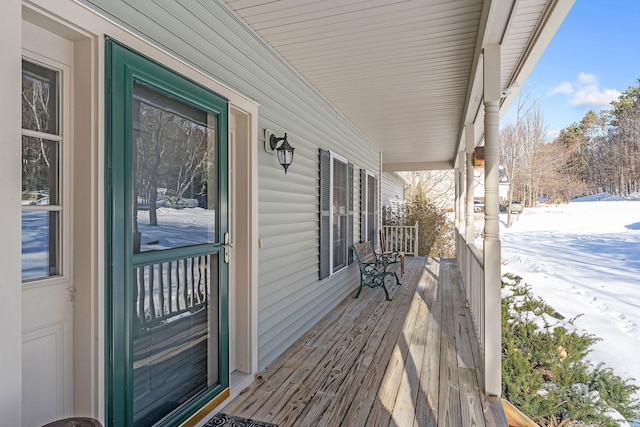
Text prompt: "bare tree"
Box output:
[[135, 101, 214, 227], [402, 170, 455, 211], [22, 73, 54, 195], [500, 91, 539, 227], [610, 84, 640, 195]]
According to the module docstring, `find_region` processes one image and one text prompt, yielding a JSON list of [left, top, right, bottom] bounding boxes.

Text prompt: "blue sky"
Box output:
[[503, 1, 640, 138]]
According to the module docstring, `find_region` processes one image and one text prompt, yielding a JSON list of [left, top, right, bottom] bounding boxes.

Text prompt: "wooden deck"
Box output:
[[222, 257, 507, 426]]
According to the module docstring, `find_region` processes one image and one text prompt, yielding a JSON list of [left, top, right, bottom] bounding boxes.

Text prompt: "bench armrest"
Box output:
[[377, 251, 401, 264], [361, 261, 389, 275]]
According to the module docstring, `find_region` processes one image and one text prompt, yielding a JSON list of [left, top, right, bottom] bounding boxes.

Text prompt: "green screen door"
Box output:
[[106, 40, 229, 427]]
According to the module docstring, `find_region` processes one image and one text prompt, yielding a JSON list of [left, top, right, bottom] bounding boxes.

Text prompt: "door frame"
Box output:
[[20, 3, 260, 423]]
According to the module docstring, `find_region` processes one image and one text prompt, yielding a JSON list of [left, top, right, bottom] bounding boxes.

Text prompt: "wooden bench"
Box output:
[[351, 241, 402, 301]]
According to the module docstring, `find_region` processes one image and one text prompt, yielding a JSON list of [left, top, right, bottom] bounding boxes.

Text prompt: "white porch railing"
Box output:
[[381, 222, 419, 256], [456, 232, 495, 394]]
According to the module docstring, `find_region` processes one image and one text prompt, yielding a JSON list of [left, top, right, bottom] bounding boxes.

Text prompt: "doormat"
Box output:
[[203, 413, 278, 427]]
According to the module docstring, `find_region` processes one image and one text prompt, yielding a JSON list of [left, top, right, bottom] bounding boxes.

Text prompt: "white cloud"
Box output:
[[577, 72, 597, 85], [549, 72, 621, 108], [550, 82, 574, 95], [570, 85, 621, 107]]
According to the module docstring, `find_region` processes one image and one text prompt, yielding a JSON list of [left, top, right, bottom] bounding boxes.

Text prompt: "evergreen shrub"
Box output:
[[501, 274, 640, 426]]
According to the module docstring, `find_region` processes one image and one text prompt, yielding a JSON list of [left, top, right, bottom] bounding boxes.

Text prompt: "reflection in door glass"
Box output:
[[133, 254, 219, 427], [133, 84, 218, 253]]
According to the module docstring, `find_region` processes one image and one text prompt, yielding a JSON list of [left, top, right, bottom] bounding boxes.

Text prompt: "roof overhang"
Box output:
[[223, 0, 575, 171]]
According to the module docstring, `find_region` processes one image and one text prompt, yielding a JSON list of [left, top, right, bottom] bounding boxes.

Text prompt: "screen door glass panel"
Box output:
[[133, 253, 219, 426], [133, 84, 218, 253], [131, 84, 221, 427]]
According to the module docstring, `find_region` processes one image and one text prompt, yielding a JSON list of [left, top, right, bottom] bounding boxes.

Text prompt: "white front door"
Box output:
[[21, 22, 74, 427]]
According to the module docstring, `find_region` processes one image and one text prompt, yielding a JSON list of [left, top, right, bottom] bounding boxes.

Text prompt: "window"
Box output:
[[21, 60, 62, 281], [361, 170, 378, 245], [319, 150, 353, 279], [332, 155, 349, 271]]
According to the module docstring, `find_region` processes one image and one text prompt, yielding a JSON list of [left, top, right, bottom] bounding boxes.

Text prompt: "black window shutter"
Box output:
[[319, 149, 331, 279], [360, 169, 367, 243], [348, 163, 354, 265]]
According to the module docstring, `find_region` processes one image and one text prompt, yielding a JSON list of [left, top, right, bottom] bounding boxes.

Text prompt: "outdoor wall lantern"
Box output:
[[269, 132, 295, 173]]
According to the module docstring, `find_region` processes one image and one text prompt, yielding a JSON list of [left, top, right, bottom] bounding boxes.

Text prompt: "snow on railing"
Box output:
[[381, 222, 419, 257]]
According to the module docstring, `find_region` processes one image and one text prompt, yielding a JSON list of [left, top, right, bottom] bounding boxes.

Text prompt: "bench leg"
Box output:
[[354, 284, 363, 299], [393, 271, 401, 286], [382, 283, 392, 301]]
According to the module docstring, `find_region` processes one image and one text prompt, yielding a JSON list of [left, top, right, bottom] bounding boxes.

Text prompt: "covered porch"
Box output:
[[221, 0, 575, 415], [221, 256, 507, 426], [0, 1, 578, 426]]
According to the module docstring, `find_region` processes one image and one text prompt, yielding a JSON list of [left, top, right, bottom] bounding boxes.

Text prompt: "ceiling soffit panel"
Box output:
[[223, 0, 571, 171]]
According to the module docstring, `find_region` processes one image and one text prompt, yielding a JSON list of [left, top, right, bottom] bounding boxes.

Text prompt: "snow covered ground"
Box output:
[[497, 194, 640, 418]]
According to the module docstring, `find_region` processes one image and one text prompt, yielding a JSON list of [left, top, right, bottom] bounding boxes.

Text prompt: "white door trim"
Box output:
[[22, 1, 261, 420]]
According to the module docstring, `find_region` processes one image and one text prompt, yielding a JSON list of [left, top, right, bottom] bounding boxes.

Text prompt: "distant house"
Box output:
[[474, 165, 511, 202], [381, 172, 408, 217]]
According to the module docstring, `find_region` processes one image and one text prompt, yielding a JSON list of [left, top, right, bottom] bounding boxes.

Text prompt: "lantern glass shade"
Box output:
[[273, 134, 294, 173]]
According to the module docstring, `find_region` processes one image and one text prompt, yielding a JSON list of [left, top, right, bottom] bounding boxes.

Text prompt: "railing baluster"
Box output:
[[196, 256, 204, 304], [134, 267, 140, 332], [149, 264, 155, 322], [403, 226, 408, 253], [203, 255, 208, 303], [167, 261, 173, 314], [190, 257, 196, 307], [158, 263, 165, 317], [182, 258, 188, 310], [175, 260, 181, 312], [138, 266, 145, 324], [386, 227, 390, 251]]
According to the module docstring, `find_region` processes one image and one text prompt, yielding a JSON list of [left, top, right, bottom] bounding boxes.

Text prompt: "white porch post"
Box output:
[[458, 151, 466, 234], [483, 43, 502, 397], [0, 2, 23, 425], [454, 164, 461, 232], [465, 124, 476, 244], [465, 124, 476, 298]]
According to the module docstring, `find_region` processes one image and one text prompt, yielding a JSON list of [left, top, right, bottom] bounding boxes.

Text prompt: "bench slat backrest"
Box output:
[[353, 241, 376, 264]]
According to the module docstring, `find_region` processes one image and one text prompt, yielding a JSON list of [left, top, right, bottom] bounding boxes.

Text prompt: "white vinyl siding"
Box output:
[[381, 172, 406, 218], [78, 0, 381, 370], [381, 172, 406, 208]]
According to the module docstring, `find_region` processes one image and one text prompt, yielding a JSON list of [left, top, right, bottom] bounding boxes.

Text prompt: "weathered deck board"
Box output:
[[317, 262, 422, 426], [340, 265, 423, 427], [221, 257, 507, 427], [413, 258, 441, 427], [437, 261, 463, 425]]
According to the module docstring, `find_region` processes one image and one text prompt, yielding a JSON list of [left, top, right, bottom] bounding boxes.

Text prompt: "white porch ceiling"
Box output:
[[223, 0, 574, 171]]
